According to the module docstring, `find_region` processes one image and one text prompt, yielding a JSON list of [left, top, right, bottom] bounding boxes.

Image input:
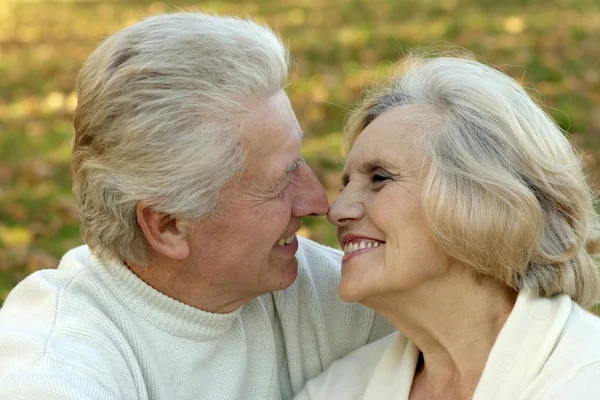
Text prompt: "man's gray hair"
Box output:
[[72, 12, 289, 265]]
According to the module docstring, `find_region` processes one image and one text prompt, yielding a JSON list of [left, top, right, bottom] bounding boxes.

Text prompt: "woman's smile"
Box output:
[[342, 238, 385, 262]]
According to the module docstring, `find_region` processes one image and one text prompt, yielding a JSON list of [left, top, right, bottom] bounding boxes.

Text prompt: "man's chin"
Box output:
[[270, 257, 299, 292]]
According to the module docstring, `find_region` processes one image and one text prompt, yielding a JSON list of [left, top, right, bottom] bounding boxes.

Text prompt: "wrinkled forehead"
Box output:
[[237, 91, 303, 186], [241, 91, 302, 153], [346, 105, 433, 164]]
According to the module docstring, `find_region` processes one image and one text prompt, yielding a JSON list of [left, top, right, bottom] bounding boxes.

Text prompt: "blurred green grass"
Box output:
[[1, 0, 599, 313]]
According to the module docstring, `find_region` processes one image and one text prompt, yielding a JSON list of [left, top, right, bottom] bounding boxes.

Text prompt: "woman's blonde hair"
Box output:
[[72, 13, 289, 266], [346, 53, 600, 309]]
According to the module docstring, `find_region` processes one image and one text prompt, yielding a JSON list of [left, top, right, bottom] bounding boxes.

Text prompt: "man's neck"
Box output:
[[126, 257, 255, 314]]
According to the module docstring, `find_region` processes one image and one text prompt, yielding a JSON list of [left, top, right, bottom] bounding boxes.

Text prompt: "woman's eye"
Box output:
[[369, 169, 393, 189], [370, 173, 388, 183]]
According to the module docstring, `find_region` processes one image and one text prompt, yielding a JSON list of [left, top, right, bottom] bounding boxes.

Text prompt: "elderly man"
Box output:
[[0, 12, 392, 400]]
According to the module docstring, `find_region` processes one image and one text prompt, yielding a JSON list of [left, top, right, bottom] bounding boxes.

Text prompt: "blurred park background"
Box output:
[[1, 0, 599, 310]]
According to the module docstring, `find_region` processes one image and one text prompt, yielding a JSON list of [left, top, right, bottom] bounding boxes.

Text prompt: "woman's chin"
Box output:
[[338, 280, 368, 303]]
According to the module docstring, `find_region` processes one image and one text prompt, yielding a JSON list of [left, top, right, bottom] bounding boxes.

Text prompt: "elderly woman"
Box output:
[[296, 54, 600, 399]]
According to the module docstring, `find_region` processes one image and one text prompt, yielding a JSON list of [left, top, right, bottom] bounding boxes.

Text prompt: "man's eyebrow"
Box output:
[[285, 155, 304, 173], [269, 154, 304, 192]]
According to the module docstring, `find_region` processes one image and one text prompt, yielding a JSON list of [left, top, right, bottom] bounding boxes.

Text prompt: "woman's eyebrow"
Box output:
[[340, 156, 399, 188], [340, 172, 349, 188]]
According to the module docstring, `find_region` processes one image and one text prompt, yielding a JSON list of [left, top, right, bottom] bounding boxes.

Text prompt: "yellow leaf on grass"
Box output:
[[503, 16, 525, 34], [0, 225, 33, 248], [287, 8, 305, 26], [43, 91, 65, 113], [65, 91, 78, 113]]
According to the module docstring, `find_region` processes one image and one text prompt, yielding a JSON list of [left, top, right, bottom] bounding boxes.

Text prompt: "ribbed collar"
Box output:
[[88, 252, 242, 340]]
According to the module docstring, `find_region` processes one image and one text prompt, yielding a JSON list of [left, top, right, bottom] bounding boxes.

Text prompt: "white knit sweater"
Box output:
[[296, 292, 600, 399], [0, 237, 393, 400]]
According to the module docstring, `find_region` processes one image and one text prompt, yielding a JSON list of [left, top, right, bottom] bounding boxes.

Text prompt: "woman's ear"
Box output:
[[136, 202, 190, 261]]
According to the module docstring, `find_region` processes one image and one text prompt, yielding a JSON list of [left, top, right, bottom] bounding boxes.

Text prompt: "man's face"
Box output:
[[185, 91, 329, 307]]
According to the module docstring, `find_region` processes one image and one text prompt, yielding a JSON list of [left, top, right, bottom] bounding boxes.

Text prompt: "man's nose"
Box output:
[[291, 163, 329, 217]]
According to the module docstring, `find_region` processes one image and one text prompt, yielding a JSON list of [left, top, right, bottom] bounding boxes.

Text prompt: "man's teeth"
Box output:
[[343, 240, 383, 255], [276, 234, 295, 247]]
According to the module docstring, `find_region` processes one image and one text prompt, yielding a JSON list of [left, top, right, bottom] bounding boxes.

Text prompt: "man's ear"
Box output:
[[136, 202, 190, 261]]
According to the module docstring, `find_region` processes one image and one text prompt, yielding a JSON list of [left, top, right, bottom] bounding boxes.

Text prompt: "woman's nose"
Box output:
[[327, 189, 365, 227]]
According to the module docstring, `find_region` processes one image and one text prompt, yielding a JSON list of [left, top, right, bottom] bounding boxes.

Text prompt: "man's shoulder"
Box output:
[[1, 245, 93, 312], [1, 245, 95, 316], [291, 237, 346, 295], [296, 237, 342, 273], [56, 244, 93, 271], [0, 245, 126, 376], [0, 250, 135, 399], [297, 236, 342, 257], [295, 333, 402, 399]]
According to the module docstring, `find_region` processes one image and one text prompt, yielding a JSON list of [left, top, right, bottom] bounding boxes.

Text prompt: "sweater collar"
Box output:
[[88, 251, 242, 340]]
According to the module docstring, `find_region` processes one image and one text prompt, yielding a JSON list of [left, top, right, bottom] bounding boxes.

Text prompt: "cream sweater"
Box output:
[[0, 238, 393, 400], [296, 292, 600, 399]]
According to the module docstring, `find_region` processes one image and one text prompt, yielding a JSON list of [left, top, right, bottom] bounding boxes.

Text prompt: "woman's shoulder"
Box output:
[[522, 301, 600, 399], [550, 301, 600, 353], [294, 332, 405, 400], [529, 298, 600, 376], [552, 302, 600, 361]]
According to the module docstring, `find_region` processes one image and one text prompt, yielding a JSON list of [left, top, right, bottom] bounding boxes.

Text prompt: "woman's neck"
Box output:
[[363, 265, 517, 400]]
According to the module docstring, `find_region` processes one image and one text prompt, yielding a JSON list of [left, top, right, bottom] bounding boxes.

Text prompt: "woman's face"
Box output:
[[328, 106, 449, 303]]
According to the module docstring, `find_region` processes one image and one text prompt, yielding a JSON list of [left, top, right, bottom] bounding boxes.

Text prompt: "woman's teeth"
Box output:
[[344, 240, 383, 255], [276, 234, 295, 247]]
